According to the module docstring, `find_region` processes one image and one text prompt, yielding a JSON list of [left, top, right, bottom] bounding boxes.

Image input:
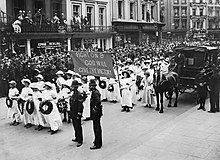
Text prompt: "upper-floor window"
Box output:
[[118, 0, 123, 19], [174, 7, 179, 17], [182, 19, 187, 29], [208, 7, 213, 16], [200, 0, 203, 3], [174, 0, 179, 4], [182, 7, 187, 16], [161, 0, 164, 5], [34, 0, 44, 14], [192, 8, 196, 16], [181, 0, 186, 4], [13, 0, 26, 18], [200, 9, 203, 16], [73, 5, 80, 17], [142, 4, 145, 20], [52, 2, 61, 17], [87, 6, 93, 25], [174, 19, 179, 29], [209, 0, 213, 3], [99, 7, 104, 26], [217, 0, 220, 4], [130, 2, 134, 19]]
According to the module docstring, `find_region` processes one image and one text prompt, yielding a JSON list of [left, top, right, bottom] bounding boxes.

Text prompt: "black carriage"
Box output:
[[174, 46, 219, 94]]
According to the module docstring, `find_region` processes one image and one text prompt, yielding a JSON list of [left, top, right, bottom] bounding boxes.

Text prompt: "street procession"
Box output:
[[1, 0, 220, 160]]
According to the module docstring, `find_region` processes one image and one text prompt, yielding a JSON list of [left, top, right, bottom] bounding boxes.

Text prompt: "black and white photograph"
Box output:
[[0, 0, 220, 160]]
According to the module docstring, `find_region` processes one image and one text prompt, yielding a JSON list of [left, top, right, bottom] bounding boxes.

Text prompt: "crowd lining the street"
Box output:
[[2, 40, 220, 149]]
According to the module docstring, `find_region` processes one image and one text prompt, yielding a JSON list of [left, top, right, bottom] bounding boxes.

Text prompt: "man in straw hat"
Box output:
[[89, 79, 103, 149], [7, 80, 21, 126], [70, 80, 86, 147]]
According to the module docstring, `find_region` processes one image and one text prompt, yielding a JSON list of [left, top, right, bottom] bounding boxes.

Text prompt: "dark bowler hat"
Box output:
[[89, 79, 97, 86], [71, 80, 81, 87]]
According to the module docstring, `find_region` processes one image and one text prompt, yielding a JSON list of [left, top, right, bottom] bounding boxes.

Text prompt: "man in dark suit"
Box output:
[[208, 67, 220, 113], [70, 80, 85, 147], [89, 79, 103, 150]]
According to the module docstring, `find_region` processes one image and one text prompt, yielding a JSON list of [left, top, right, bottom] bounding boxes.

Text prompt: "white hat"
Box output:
[[44, 82, 54, 89], [29, 83, 40, 89], [9, 80, 17, 86], [75, 73, 81, 78], [21, 79, 31, 85], [56, 70, 64, 75], [66, 70, 75, 75], [36, 74, 44, 80]]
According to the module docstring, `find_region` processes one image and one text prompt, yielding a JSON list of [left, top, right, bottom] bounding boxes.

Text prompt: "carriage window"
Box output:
[[187, 58, 194, 65]]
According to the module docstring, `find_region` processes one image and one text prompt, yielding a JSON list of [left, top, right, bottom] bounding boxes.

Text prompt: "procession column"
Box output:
[[67, 37, 71, 51], [26, 39, 31, 57]]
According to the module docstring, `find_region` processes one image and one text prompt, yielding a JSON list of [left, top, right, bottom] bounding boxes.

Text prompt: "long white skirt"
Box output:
[[121, 88, 132, 107]]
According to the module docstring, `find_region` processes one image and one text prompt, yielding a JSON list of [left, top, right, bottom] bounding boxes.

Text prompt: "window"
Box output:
[[174, 7, 179, 17], [161, 0, 164, 5], [174, 19, 179, 29], [182, 19, 187, 29], [192, 8, 196, 16], [182, 7, 187, 16], [118, 0, 123, 19], [200, 20, 204, 28], [13, 0, 26, 17], [192, 21, 196, 29], [208, 7, 213, 16], [200, 0, 203, 3], [181, 0, 186, 4], [99, 8, 104, 26], [217, 0, 220, 4], [200, 9, 203, 16], [130, 2, 134, 19], [209, 0, 212, 3], [142, 4, 145, 20], [87, 6, 93, 25], [174, 0, 179, 4], [34, 0, 44, 14], [52, 2, 61, 17]]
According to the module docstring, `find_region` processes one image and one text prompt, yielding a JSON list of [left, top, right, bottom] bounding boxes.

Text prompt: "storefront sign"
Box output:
[[70, 51, 115, 78], [37, 42, 61, 48]]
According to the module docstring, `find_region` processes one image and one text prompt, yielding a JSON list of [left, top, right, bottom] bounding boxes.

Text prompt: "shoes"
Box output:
[[38, 126, 43, 131], [68, 120, 71, 124], [197, 107, 202, 110], [216, 110, 220, 112], [76, 142, 82, 147], [26, 124, 32, 128], [51, 130, 58, 135], [208, 111, 216, 113], [126, 108, 130, 112], [10, 121, 16, 126], [13, 122, 20, 126], [48, 129, 53, 132], [202, 108, 206, 111], [35, 126, 40, 130], [121, 107, 126, 112], [62, 119, 67, 122], [90, 145, 101, 150], [72, 139, 78, 142]]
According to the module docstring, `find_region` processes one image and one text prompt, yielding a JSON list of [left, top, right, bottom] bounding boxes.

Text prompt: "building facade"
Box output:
[[112, 0, 165, 46], [0, 0, 115, 56], [161, 0, 190, 42]]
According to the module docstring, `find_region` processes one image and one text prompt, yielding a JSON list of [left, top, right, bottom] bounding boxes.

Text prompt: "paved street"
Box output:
[[1, 94, 220, 160]]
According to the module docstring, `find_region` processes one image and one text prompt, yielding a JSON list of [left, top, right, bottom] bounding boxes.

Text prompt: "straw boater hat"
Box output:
[[9, 80, 17, 86], [29, 83, 40, 90], [56, 70, 64, 75], [71, 80, 81, 87], [36, 74, 44, 80], [21, 79, 31, 85], [66, 70, 75, 75], [44, 82, 54, 89]]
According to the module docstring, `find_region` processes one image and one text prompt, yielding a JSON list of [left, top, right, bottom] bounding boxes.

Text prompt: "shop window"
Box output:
[[118, 0, 124, 19], [130, 2, 134, 19]]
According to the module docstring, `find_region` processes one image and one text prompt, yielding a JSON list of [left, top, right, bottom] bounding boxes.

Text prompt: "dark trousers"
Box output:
[[210, 91, 219, 112], [72, 118, 83, 143], [93, 118, 102, 147]]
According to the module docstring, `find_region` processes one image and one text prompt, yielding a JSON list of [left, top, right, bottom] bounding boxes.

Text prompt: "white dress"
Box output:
[[108, 78, 121, 102], [56, 77, 65, 92], [7, 88, 21, 122], [120, 78, 132, 108], [32, 91, 47, 126], [81, 82, 91, 118], [142, 76, 155, 105], [41, 89, 62, 131], [130, 73, 137, 105], [20, 87, 34, 125]]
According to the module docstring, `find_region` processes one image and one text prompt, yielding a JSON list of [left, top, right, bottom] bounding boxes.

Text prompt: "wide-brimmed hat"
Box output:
[[66, 70, 75, 75], [56, 70, 64, 75], [36, 74, 44, 80], [9, 80, 17, 86], [89, 79, 97, 86], [71, 80, 81, 87], [44, 82, 54, 89], [75, 73, 81, 78], [29, 83, 40, 90], [21, 79, 31, 85], [122, 70, 130, 77]]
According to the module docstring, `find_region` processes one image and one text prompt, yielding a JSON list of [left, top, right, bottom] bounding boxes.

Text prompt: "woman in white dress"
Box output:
[[7, 80, 21, 126], [108, 78, 121, 103], [142, 71, 155, 108], [41, 82, 62, 135], [55, 70, 65, 93], [81, 76, 91, 120], [120, 70, 133, 112]]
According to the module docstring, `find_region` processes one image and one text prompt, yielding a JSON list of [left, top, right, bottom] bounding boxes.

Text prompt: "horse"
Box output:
[[153, 65, 179, 113]]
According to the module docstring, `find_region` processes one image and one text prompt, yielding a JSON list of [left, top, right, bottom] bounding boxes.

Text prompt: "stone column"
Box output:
[[67, 37, 71, 51], [26, 39, 31, 57]]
